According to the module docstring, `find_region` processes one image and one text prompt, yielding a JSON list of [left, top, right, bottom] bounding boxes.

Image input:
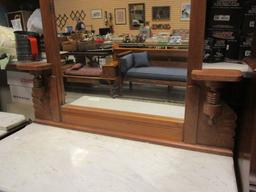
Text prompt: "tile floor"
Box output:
[[0, 123, 237, 192]]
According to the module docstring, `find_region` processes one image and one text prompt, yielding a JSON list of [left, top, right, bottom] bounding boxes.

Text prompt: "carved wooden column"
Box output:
[[7, 62, 53, 121], [192, 69, 243, 149], [32, 71, 52, 120]]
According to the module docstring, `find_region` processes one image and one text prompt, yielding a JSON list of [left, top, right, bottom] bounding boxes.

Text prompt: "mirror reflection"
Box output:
[[54, 0, 191, 119]]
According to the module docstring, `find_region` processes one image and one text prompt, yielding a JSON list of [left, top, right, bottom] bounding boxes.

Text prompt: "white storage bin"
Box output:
[[7, 71, 33, 104]]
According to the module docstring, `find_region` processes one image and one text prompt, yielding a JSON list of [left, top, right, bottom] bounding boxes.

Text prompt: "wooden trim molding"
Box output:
[[183, 0, 207, 144], [40, 0, 65, 119], [61, 104, 184, 142], [7, 62, 52, 71], [192, 69, 243, 82], [35, 118, 233, 156]]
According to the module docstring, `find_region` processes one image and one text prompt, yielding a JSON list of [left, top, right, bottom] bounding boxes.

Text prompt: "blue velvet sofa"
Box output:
[[119, 51, 187, 91]]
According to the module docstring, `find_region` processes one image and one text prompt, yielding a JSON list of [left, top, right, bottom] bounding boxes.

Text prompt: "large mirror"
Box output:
[[53, 0, 191, 120]]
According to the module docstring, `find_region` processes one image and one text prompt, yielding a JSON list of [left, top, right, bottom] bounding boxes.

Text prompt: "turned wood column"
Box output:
[[191, 69, 243, 149], [7, 62, 54, 121]]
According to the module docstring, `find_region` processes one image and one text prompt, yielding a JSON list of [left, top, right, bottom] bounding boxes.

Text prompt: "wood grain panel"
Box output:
[[61, 105, 183, 142], [183, 0, 206, 144], [192, 69, 243, 82], [35, 118, 232, 156], [183, 84, 200, 143], [40, 0, 65, 109]]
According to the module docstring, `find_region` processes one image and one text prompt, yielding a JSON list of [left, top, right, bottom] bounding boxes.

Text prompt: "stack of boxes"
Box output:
[[204, 0, 256, 63]]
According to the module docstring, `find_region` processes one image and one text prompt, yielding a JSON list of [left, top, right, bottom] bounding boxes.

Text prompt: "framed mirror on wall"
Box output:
[[38, 0, 246, 155], [128, 3, 145, 30], [47, 0, 191, 145]]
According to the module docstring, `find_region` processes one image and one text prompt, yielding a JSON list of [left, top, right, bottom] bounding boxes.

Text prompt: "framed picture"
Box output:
[[181, 3, 191, 21], [91, 9, 102, 19], [129, 3, 145, 30], [152, 6, 170, 20], [114, 8, 126, 25]]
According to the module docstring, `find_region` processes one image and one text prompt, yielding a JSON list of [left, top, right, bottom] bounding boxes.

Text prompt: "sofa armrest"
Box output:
[[116, 51, 133, 58], [119, 53, 134, 75]]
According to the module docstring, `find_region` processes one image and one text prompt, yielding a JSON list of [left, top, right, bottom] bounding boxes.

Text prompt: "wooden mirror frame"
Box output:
[[32, 0, 240, 156]]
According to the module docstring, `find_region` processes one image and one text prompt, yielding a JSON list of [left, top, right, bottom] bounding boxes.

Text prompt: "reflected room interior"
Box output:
[[54, 0, 190, 119]]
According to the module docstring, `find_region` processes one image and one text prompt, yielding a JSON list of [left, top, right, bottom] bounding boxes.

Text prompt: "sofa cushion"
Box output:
[[120, 54, 134, 74], [133, 52, 150, 68], [126, 67, 187, 82], [65, 66, 102, 77]]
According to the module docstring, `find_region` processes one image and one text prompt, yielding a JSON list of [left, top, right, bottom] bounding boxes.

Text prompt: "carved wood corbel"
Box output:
[[192, 69, 242, 125], [7, 62, 53, 120], [191, 69, 243, 148]]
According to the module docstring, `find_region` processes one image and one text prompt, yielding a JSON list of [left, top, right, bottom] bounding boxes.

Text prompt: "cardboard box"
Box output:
[[7, 71, 33, 104]]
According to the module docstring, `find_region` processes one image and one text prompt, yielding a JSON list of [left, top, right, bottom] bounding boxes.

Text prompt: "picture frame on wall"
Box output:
[[114, 8, 126, 25], [91, 9, 102, 19], [152, 6, 170, 20], [129, 3, 145, 30], [181, 3, 191, 21]]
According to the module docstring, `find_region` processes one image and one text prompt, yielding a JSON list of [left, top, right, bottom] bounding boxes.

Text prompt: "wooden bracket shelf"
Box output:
[[191, 69, 243, 82], [192, 69, 243, 125], [7, 61, 52, 72]]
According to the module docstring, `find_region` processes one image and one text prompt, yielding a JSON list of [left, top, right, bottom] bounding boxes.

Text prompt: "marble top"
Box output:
[[0, 112, 26, 131], [0, 123, 237, 192]]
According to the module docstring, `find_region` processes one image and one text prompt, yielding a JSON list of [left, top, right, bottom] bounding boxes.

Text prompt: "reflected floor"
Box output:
[[69, 95, 185, 118], [65, 83, 186, 104], [65, 84, 185, 118]]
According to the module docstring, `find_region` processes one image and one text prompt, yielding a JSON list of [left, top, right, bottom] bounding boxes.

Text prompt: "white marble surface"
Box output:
[[0, 112, 26, 131], [203, 62, 253, 77], [0, 123, 237, 192], [70, 96, 185, 119], [0, 130, 7, 137]]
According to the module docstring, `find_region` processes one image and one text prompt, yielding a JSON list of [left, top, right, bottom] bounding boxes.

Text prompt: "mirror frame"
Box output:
[[38, 0, 232, 155]]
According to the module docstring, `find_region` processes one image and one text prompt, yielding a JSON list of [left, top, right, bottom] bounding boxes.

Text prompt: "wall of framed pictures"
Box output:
[[54, 0, 190, 34]]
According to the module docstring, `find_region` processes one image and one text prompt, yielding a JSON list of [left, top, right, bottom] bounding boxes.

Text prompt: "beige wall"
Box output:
[[54, 0, 190, 35]]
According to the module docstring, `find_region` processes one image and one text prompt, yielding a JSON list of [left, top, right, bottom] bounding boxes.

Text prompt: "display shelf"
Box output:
[[115, 42, 188, 50], [7, 61, 52, 72], [191, 69, 242, 82]]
